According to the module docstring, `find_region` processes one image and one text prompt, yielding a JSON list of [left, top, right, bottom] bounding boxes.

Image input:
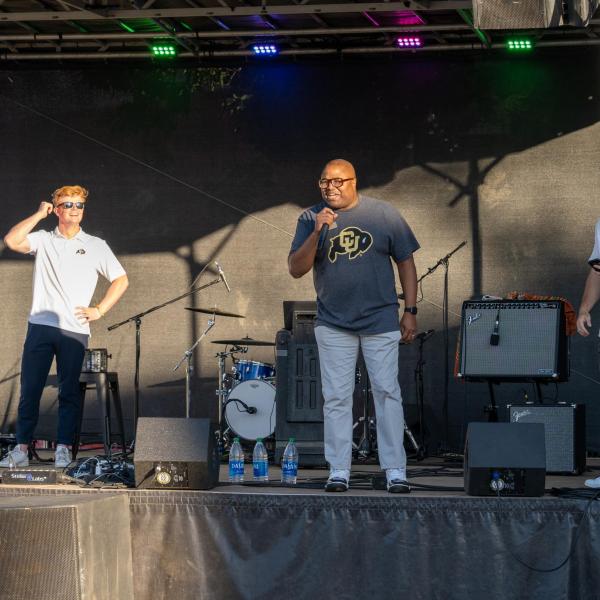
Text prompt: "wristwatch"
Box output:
[[404, 306, 418, 315]]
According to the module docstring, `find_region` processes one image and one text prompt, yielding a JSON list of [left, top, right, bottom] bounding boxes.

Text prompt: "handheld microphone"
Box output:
[[317, 224, 329, 251], [215, 261, 231, 293]]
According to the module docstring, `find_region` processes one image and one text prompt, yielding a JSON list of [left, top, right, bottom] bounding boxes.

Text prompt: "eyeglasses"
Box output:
[[57, 201, 86, 210], [318, 177, 355, 189]]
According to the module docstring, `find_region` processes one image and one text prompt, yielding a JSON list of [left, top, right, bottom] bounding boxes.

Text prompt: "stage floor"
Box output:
[[0, 454, 597, 497]]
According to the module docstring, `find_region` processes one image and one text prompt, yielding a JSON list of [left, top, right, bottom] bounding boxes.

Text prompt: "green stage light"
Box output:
[[506, 38, 534, 52], [151, 43, 178, 58]]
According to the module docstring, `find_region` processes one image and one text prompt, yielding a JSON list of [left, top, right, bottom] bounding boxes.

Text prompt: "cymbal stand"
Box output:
[[173, 310, 217, 418], [216, 345, 247, 450]]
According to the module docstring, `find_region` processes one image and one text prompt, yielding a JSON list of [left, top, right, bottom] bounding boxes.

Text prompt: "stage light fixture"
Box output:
[[252, 44, 279, 56], [506, 37, 534, 51], [151, 43, 178, 58], [395, 36, 423, 49]]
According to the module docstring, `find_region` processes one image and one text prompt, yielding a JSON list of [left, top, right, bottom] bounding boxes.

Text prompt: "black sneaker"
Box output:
[[387, 479, 410, 494], [325, 470, 350, 492]]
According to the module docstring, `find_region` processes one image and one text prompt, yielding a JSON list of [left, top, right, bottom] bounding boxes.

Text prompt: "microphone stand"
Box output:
[[400, 241, 467, 452], [107, 277, 222, 442], [173, 311, 216, 418]]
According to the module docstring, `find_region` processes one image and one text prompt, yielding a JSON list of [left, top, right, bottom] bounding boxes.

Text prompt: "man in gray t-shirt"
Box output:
[[289, 158, 419, 493]]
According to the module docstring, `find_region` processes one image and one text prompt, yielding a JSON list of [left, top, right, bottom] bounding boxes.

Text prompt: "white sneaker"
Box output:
[[584, 475, 600, 489], [55, 446, 72, 469], [0, 446, 29, 468], [325, 469, 350, 492], [386, 468, 407, 483]]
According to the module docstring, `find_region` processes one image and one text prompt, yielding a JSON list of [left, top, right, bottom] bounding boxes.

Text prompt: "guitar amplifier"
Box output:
[[457, 300, 569, 381], [507, 403, 586, 474]]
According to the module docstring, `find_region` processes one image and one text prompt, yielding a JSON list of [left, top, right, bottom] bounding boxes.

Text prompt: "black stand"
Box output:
[[402, 241, 467, 451], [413, 330, 435, 458], [107, 278, 222, 439]]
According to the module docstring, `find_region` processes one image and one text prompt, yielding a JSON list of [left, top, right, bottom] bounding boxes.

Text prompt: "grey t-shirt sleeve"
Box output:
[[588, 219, 600, 264], [289, 210, 316, 255], [385, 205, 420, 262]]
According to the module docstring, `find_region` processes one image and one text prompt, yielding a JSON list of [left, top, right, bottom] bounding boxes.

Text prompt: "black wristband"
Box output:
[[404, 307, 417, 315]]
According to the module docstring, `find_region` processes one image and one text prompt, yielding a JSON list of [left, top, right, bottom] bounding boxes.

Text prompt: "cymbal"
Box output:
[[185, 307, 245, 319], [211, 336, 276, 347]]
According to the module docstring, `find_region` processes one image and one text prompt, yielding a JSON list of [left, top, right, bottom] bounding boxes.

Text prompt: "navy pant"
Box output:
[[17, 323, 88, 445]]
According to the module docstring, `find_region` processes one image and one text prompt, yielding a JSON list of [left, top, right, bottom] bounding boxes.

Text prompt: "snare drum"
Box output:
[[233, 360, 275, 384], [82, 348, 110, 373], [225, 380, 276, 440]]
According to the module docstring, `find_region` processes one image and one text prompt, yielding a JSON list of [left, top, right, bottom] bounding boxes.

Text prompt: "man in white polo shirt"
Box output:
[[2, 185, 129, 468]]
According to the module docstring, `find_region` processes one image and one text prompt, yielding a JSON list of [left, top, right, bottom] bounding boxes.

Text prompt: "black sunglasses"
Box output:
[[57, 201, 86, 210]]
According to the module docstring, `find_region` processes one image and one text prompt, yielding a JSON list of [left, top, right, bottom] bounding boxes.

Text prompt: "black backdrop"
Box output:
[[1, 48, 600, 452]]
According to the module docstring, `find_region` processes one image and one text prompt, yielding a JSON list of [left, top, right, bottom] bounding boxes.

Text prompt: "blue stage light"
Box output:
[[252, 44, 278, 56]]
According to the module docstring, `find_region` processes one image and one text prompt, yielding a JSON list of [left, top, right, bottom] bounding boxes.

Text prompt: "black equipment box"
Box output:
[[457, 300, 569, 381], [2, 468, 58, 485], [464, 422, 546, 497], [134, 418, 219, 489], [507, 403, 586, 474]]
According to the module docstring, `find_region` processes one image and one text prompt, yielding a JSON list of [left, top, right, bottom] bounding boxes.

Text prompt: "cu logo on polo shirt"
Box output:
[[75, 248, 86, 255], [328, 227, 373, 263]]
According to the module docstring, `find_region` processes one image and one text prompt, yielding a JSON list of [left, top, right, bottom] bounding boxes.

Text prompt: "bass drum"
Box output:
[[224, 380, 276, 441]]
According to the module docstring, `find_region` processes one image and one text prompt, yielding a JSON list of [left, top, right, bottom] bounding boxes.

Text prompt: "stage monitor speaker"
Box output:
[[0, 494, 133, 600], [473, 0, 563, 28], [134, 417, 220, 489], [508, 403, 586, 474], [457, 300, 568, 381], [464, 422, 546, 496]]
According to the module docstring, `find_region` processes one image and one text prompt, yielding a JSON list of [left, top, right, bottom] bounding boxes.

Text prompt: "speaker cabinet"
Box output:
[[473, 0, 563, 29], [134, 417, 220, 489], [275, 329, 326, 467], [457, 300, 568, 381], [464, 422, 546, 496], [508, 403, 586, 474], [0, 494, 133, 600]]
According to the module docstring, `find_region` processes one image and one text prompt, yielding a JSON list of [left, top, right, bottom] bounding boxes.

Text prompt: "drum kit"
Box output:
[[181, 308, 278, 447]]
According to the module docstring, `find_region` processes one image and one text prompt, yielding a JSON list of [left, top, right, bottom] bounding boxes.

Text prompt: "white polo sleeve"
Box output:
[[589, 219, 600, 264], [26, 230, 46, 255], [97, 241, 127, 282]]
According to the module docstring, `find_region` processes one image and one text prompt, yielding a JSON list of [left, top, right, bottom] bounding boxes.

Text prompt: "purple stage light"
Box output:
[[395, 11, 426, 26], [396, 36, 423, 48]]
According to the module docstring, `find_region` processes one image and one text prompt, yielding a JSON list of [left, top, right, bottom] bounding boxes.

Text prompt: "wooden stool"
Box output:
[[75, 372, 126, 459]]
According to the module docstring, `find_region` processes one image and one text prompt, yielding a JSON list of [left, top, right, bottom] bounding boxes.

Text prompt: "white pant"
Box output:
[[314, 325, 406, 471]]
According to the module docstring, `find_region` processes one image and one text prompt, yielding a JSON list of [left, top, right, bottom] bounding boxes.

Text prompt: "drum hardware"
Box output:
[[107, 263, 228, 439], [212, 340, 277, 445], [211, 337, 276, 347], [185, 307, 246, 319], [351, 331, 435, 462], [82, 348, 111, 373]]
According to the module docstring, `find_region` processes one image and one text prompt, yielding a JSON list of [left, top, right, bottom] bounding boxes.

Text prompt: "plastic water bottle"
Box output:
[[252, 438, 269, 482], [228, 437, 244, 483], [281, 438, 299, 485]]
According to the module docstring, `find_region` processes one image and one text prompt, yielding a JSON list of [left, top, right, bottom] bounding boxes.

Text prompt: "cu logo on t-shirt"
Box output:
[[75, 248, 86, 255], [328, 227, 373, 263]]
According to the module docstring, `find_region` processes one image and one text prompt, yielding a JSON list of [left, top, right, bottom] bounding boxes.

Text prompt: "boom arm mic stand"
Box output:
[[107, 277, 222, 447], [399, 241, 467, 452]]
